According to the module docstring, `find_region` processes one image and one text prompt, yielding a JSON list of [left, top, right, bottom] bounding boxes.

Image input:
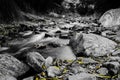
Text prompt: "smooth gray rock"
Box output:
[[0, 75, 17, 80], [70, 66, 88, 74], [70, 33, 117, 57], [99, 8, 120, 27], [81, 57, 98, 64], [83, 33, 117, 57], [0, 54, 29, 77], [26, 52, 45, 72], [47, 66, 61, 77], [97, 67, 108, 75], [68, 72, 96, 80], [45, 56, 53, 68]]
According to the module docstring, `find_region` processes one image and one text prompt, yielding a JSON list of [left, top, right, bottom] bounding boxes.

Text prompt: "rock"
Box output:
[[0, 75, 17, 80], [68, 72, 96, 80], [70, 33, 117, 57], [0, 47, 9, 52], [39, 46, 76, 60], [97, 67, 108, 75], [112, 49, 120, 56], [45, 56, 53, 68], [103, 62, 120, 75], [69, 33, 85, 56], [0, 54, 29, 77], [59, 24, 75, 29], [59, 33, 69, 39], [99, 8, 120, 27], [19, 31, 33, 38], [80, 57, 98, 64], [47, 66, 61, 77], [26, 52, 45, 72], [70, 66, 88, 74], [113, 31, 120, 42], [109, 56, 120, 62], [83, 33, 117, 57]]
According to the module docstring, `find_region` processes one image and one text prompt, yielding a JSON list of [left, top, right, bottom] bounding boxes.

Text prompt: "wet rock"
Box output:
[[40, 46, 76, 60], [9, 33, 45, 48], [0, 75, 17, 80], [47, 66, 61, 77], [103, 62, 120, 75], [0, 54, 29, 77], [97, 67, 108, 75], [0, 47, 9, 52], [68, 72, 96, 80], [26, 52, 45, 72], [19, 31, 33, 38]]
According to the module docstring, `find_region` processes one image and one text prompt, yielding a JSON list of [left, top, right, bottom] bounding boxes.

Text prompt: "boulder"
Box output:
[[99, 8, 120, 27], [83, 33, 117, 57], [70, 33, 117, 57], [0, 54, 29, 77], [26, 52, 45, 72]]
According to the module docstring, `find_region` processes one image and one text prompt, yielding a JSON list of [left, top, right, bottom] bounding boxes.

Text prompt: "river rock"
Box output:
[[103, 62, 120, 75], [68, 72, 96, 80], [0, 54, 29, 77], [97, 67, 108, 75], [47, 66, 61, 77], [99, 8, 120, 27], [26, 52, 45, 72], [83, 33, 117, 57], [70, 33, 117, 57]]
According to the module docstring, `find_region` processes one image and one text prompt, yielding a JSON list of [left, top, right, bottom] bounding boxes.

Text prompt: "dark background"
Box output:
[[0, 0, 120, 22]]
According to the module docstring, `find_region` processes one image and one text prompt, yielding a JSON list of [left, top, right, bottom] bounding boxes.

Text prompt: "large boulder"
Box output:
[[83, 33, 117, 57], [0, 54, 29, 77], [70, 33, 117, 57], [99, 8, 120, 27]]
